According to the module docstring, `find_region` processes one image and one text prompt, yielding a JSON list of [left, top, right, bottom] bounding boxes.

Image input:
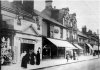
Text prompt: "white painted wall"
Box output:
[[53, 26, 61, 39], [42, 21, 47, 36], [63, 29, 67, 40], [14, 17, 42, 35]]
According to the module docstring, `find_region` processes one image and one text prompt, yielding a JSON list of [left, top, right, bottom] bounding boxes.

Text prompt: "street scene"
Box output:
[[39, 57, 100, 70], [0, 0, 100, 70]]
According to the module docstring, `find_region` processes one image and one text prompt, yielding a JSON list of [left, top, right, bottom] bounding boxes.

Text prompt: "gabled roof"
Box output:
[[22, 24, 39, 36], [1, 1, 33, 17], [41, 8, 65, 27], [1, 1, 65, 28]]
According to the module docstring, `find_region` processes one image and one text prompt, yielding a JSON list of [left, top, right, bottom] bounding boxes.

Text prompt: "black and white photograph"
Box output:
[[0, 0, 100, 70]]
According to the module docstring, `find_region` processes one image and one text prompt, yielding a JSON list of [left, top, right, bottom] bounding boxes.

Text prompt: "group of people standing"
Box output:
[[21, 50, 40, 68], [66, 52, 78, 62]]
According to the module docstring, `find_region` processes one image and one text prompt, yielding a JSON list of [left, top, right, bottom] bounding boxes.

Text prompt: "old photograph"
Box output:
[[0, 0, 100, 70]]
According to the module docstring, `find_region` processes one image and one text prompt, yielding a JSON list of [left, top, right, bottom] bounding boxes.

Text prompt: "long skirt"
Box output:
[[21, 56, 28, 68], [30, 58, 35, 65]]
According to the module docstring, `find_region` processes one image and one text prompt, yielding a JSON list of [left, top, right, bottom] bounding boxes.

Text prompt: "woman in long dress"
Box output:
[[21, 51, 30, 68], [36, 51, 40, 65], [30, 50, 36, 65]]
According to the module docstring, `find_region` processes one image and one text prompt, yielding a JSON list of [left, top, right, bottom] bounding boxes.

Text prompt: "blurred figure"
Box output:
[[36, 51, 40, 65], [21, 51, 30, 68], [30, 50, 36, 65], [66, 52, 69, 62]]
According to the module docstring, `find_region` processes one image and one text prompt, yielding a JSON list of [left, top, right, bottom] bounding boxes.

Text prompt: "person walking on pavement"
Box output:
[[73, 52, 76, 60], [21, 51, 30, 69], [30, 50, 36, 65], [66, 52, 69, 62], [36, 50, 40, 65], [75, 52, 78, 60]]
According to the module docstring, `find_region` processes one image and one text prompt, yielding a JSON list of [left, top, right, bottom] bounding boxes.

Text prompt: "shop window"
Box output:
[[1, 37, 12, 64]]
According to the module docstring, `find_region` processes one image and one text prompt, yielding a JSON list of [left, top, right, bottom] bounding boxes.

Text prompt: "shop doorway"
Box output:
[[21, 43, 34, 54]]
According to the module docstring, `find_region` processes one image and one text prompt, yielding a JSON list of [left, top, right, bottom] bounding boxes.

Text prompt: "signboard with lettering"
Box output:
[[21, 39, 36, 44]]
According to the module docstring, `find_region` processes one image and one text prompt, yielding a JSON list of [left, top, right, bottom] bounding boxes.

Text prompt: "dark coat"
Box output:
[[36, 51, 40, 65], [30, 52, 36, 65], [21, 53, 30, 68]]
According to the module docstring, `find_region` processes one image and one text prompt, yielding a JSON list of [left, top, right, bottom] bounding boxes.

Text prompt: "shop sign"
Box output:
[[21, 39, 36, 44], [54, 29, 59, 33]]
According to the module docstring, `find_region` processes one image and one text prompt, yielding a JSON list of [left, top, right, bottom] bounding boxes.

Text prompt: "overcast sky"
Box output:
[[34, 0, 100, 34]]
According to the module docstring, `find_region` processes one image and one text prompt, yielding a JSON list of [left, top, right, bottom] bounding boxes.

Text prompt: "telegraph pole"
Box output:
[[0, 0, 2, 67], [97, 29, 99, 57]]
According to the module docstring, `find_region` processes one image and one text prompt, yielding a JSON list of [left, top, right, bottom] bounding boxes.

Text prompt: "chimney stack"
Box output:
[[45, 0, 53, 9], [23, 0, 34, 15]]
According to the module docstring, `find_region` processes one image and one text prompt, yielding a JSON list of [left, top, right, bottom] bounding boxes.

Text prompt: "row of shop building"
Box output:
[[0, 0, 100, 64]]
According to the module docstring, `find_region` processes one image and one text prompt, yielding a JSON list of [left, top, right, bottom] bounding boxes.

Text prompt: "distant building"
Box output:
[[80, 26, 99, 55]]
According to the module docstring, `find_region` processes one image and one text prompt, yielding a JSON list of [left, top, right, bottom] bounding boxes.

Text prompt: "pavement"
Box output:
[[1, 55, 99, 70]]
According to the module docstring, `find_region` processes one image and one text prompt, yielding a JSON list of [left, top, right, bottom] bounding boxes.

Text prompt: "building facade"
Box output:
[[41, 0, 78, 59], [1, 0, 79, 64], [1, 1, 43, 64]]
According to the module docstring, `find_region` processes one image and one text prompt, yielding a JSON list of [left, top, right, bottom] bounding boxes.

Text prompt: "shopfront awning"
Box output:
[[74, 44, 83, 50], [47, 38, 77, 49], [86, 43, 93, 50], [93, 45, 100, 50]]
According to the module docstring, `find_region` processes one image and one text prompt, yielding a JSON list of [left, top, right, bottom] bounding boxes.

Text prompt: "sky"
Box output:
[[4, 0, 100, 35], [34, 0, 100, 34]]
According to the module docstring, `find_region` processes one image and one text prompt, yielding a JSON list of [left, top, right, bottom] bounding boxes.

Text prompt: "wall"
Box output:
[[14, 16, 42, 35], [42, 21, 47, 36], [63, 28, 67, 40], [53, 26, 61, 39]]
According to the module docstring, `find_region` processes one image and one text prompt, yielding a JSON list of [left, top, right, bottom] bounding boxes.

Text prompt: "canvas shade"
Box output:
[[74, 44, 83, 50], [47, 38, 77, 49], [86, 43, 93, 50]]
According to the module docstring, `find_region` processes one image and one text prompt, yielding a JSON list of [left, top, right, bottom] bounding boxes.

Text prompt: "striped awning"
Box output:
[[47, 38, 78, 49], [86, 43, 93, 50], [74, 44, 83, 50]]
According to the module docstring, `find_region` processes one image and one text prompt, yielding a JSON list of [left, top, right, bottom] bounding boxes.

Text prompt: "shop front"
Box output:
[[13, 33, 42, 64], [42, 37, 77, 59], [0, 29, 15, 65], [86, 43, 93, 55], [73, 44, 83, 56]]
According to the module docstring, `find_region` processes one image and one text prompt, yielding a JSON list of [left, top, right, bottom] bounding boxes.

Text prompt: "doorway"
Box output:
[[21, 43, 34, 54]]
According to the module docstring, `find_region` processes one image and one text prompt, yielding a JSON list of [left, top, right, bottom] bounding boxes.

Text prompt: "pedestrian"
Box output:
[[21, 51, 30, 68], [73, 52, 76, 60], [36, 51, 40, 65], [75, 52, 78, 60], [66, 52, 69, 62], [30, 50, 36, 65]]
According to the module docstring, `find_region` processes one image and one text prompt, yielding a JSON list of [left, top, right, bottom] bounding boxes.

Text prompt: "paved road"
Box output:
[[38, 58, 100, 70]]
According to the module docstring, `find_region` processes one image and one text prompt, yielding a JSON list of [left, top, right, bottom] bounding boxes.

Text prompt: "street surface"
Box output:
[[39, 58, 100, 70]]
